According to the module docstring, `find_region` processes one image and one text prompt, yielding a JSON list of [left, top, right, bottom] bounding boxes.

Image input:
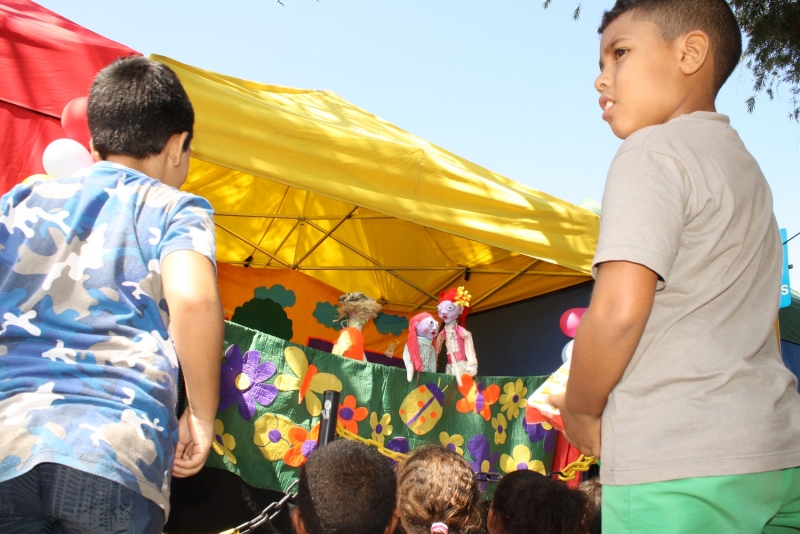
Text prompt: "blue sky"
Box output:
[[39, 0, 800, 286]]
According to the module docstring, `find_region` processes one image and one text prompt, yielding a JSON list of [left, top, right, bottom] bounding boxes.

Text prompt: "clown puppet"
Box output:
[[403, 312, 440, 382], [331, 292, 382, 362], [434, 287, 478, 386]]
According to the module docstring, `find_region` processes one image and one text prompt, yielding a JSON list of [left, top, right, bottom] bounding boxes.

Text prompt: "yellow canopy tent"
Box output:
[[154, 55, 599, 313]]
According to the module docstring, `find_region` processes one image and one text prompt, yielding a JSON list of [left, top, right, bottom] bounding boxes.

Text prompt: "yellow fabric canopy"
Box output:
[[154, 55, 599, 312]]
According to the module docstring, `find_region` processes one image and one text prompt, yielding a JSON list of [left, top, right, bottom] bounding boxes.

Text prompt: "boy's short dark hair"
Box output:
[[296, 439, 397, 534], [598, 0, 742, 93], [491, 470, 588, 534], [87, 56, 194, 160]]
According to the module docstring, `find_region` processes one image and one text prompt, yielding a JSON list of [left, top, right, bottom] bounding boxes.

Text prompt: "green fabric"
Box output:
[[780, 290, 800, 346], [602, 468, 800, 533], [204, 322, 555, 494]]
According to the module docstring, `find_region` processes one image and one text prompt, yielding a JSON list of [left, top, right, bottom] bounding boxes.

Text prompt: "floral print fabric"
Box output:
[[220, 345, 277, 420], [207, 322, 554, 497]]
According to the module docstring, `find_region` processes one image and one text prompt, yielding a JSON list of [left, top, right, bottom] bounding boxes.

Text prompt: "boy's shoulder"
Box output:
[[616, 111, 734, 158], [73, 162, 211, 211]]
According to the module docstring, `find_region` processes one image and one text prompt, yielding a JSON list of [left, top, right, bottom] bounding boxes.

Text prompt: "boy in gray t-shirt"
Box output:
[[549, 0, 800, 531]]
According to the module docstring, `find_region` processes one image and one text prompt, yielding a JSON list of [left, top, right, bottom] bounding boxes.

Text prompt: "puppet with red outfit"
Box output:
[[434, 287, 478, 387]]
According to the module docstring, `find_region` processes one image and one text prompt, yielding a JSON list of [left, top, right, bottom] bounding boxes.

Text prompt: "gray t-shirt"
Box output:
[[594, 111, 800, 486]]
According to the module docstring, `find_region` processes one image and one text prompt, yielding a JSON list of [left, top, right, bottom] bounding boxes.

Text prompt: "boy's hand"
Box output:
[[548, 393, 601, 458], [172, 407, 215, 478], [163, 249, 223, 478]]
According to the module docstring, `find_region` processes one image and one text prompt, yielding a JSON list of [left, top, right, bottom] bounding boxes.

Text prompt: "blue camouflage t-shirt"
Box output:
[[0, 162, 216, 514]]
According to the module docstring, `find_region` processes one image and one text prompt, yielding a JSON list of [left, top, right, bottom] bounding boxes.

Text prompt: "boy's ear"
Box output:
[[383, 510, 401, 534], [89, 139, 102, 162], [487, 506, 498, 531], [292, 507, 308, 534], [677, 30, 711, 77], [166, 131, 190, 168]]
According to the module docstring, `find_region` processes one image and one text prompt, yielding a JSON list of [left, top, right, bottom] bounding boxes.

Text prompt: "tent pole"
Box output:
[[411, 270, 467, 312], [303, 219, 439, 301], [292, 191, 311, 268], [263, 186, 295, 267], [221, 262, 588, 276], [380, 300, 437, 310], [298, 266, 461, 271], [265, 218, 301, 267], [215, 213, 394, 220], [293, 207, 358, 267], [471, 259, 541, 308], [215, 223, 291, 268]]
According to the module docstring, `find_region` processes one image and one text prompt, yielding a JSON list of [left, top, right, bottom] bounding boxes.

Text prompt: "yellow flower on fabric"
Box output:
[[499, 379, 528, 421], [500, 444, 545, 475], [492, 413, 508, 445], [370, 412, 393, 445], [439, 431, 464, 456], [274, 347, 342, 417], [253, 413, 295, 461], [212, 419, 237, 465]]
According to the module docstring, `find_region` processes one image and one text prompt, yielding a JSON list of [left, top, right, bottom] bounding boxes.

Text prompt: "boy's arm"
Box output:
[[549, 260, 658, 457], [161, 249, 224, 478]]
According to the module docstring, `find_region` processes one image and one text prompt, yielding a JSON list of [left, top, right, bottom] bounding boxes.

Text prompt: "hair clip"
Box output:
[[430, 522, 449, 534]]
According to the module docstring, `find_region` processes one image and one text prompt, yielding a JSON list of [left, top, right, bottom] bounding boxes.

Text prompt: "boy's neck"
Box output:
[[105, 154, 163, 180], [92, 131, 190, 189], [670, 91, 717, 122]]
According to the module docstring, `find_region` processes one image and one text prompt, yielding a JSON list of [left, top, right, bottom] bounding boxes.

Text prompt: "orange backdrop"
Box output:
[[218, 263, 417, 359]]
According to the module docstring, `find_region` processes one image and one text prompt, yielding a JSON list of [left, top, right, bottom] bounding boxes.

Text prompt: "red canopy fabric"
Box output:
[[0, 0, 139, 192]]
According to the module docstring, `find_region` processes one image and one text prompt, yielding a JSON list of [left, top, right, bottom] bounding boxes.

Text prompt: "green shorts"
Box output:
[[603, 467, 800, 533]]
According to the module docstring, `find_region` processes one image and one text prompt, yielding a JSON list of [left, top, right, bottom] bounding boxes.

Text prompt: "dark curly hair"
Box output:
[[397, 446, 483, 534], [295, 439, 397, 534], [489, 470, 589, 534], [598, 0, 742, 93]]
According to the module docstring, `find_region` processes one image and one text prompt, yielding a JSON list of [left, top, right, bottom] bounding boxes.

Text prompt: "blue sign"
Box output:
[[781, 228, 791, 309]]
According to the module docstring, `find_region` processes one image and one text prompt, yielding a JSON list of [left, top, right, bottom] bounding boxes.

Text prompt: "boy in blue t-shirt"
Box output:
[[0, 56, 223, 533], [550, 0, 800, 531]]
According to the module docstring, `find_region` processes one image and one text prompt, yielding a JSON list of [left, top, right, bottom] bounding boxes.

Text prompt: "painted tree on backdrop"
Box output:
[[544, 0, 800, 121]]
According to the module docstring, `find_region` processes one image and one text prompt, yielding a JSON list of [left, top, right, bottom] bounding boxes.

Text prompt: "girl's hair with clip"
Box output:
[[397, 446, 483, 534]]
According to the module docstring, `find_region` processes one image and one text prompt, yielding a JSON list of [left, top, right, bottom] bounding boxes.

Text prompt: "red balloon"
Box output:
[[61, 97, 90, 150], [559, 308, 587, 338]]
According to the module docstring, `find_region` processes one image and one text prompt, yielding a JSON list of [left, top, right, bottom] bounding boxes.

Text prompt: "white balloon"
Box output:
[[42, 138, 93, 178], [561, 340, 574, 363]]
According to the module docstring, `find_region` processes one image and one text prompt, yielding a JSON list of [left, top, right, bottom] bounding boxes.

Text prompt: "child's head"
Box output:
[[292, 439, 399, 534], [594, 0, 741, 139], [487, 470, 589, 534], [87, 56, 194, 187], [397, 446, 482, 534], [578, 478, 602, 534]]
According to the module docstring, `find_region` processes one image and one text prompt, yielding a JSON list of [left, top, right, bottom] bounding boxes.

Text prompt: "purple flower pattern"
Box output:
[[522, 417, 558, 453], [467, 434, 499, 474], [220, 344, 278, 420], [386, 437, 410, 467]]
